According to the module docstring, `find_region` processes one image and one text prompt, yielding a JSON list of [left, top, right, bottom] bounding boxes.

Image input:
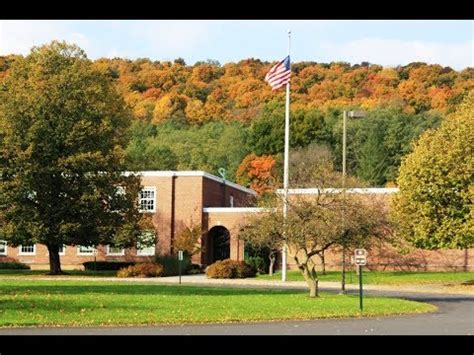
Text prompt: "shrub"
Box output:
[[117, 263, 164, 278], [83, 261, 136, 271], [206, 259, 256, 279], [245, 256, 267, 274], [0, 262, 30, 269], [155, 255, 191, 276]]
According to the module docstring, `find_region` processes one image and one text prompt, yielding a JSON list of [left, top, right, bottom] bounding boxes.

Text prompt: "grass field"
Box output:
[[257, 271, 474, 285], [0, 269, 117, 277], [0, 280, 436, 327]]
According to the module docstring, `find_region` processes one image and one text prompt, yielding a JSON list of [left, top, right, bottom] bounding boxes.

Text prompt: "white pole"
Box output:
[[282, 29, 291, 282], [341, 110, 347, 293]]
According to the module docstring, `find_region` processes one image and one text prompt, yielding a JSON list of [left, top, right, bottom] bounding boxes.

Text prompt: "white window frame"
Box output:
[[139, 187, 156, 213], [59, 245, 66, 256], [107, 245, 125, 256], [230, 195, 234, 208], [0, 240, 7, 256], [77, 245, 96, 256], [19, 244, 36, 255], [137, 231, 156, 256], [137, 244, 155, 256]]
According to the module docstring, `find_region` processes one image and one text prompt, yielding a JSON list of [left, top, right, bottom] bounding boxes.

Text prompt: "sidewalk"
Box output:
[[3, 273, 473, 296]]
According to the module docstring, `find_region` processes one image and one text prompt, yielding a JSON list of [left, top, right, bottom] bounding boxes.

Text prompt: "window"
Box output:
[[139, 187, 156, 212], [59, 245, 66, 256], [230, 195, 234, 208], [0, 240, 7, 256], [77, 245, 95, 255], [107, 245, 125, 256], [19, 244, 36, 255], [137, 231, 156, 256]]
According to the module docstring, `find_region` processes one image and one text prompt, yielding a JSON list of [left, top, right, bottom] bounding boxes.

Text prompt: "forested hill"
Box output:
[[1, 54, 473, 189], [1, 56, 473, 122]]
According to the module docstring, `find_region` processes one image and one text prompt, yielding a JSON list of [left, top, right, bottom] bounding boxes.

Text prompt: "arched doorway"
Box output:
[[207, 226, 230, 264]]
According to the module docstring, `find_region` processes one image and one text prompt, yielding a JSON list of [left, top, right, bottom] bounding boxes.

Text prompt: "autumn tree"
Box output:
[[174, 222, 203, 257], [239, 206, 285, 275], [287, 193, 388, 297], [0, 41, 144, 274], [391, 91, 474, 250], [236, 154, 278, 195]]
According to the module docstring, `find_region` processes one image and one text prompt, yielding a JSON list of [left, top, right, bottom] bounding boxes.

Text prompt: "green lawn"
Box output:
[[0, 280, 435, 327], [257, 270, 474, 285], [0, 269, 117, 277]]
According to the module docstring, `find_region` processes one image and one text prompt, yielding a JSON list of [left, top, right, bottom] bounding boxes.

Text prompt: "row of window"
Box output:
[[0, 241, 155, 257]]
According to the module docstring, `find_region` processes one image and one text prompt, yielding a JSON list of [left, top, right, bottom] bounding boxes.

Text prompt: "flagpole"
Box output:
[[282, 29, 291, 282]]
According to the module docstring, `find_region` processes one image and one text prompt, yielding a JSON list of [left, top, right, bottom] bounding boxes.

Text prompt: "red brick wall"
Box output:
[[202, 178, 255, 208], [0, 173, 256, 269], [0, 244, 154, 270]]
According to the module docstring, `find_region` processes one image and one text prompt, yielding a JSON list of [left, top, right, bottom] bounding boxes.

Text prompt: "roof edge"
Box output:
[[123, 170, 257, 196]]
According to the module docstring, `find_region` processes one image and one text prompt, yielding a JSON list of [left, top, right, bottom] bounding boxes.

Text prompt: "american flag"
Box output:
[[265, 56, 291, 90]]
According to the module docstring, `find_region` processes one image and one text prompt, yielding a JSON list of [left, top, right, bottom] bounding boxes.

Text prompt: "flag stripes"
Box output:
[[265, 56, 291, 90]]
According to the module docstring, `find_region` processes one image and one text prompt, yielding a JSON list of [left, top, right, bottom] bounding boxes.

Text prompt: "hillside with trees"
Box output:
[[1, 51, 472, 189]]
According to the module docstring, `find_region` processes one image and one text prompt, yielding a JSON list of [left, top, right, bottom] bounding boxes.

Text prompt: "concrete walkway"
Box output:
[[3, 273, 472, 296]]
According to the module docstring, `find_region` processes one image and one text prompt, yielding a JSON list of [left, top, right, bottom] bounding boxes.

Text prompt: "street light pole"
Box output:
[[341, 110, 347, 294], [340, 109, 366, 294]]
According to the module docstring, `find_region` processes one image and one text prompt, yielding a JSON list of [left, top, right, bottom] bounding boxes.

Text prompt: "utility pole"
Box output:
[[341, 110, 347, 294]]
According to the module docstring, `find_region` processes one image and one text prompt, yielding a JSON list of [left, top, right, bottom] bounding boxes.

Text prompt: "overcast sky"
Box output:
[[1, 20, 473, 69]]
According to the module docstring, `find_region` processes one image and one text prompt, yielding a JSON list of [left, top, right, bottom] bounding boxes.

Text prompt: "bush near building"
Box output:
[[206, 259, 256, 279], [83, 261, 136, 271], [117, 263, 164, 278], [155, 255, 192, 276], [0, 262, 30, 269]]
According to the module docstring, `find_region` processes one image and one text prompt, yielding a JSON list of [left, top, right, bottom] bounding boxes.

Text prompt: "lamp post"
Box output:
[[340, 109, 366, 294]]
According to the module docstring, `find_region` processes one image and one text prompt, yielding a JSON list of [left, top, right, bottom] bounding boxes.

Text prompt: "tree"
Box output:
[[239, 206, 285, 276], [289, 143, 363, 189], [356, 124, 388, 186], [392, 91, 474, 250], [242, 191, 388, 297], [0, 41, 144, 274], [174, 222, 203, 257], [236, 154, 278, 195], [286, 193, 388, 297]]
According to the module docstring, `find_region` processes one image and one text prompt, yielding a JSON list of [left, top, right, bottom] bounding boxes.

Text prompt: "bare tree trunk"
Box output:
[[47, 244, 64, 275], [319, 250, 326, 275], [269, 253, 276, 276], [307, 278, 319, 298]]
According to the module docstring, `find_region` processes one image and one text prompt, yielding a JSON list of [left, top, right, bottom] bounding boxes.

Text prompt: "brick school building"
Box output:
[[0, 171, 471, 271]]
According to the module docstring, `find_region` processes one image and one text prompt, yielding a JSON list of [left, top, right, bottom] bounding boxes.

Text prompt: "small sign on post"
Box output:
[[354, 249, 367, 312], [178, 250, 183, 285], [354, 248, 367, 266]]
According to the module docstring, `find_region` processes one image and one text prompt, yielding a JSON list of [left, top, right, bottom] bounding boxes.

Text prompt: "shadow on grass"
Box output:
[[0, 270, 117, 277], [1, 283, 308, 297]]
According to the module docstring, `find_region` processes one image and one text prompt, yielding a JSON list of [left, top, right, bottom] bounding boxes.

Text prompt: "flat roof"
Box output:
[[276, 187, 399, 194], [123, 171, 257, 196]]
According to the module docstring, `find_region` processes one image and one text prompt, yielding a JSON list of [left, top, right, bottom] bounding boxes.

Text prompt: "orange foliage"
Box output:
[[1, 55, 473, 123], [236, 154, 277, 195]]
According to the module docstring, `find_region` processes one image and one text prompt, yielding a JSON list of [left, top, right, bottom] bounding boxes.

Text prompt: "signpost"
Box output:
[[354, 249, 367, 312], [178, 250, 183, 285]]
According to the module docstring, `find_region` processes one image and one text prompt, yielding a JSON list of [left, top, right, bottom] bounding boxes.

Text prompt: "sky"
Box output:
[[0, 20, 473, 69]]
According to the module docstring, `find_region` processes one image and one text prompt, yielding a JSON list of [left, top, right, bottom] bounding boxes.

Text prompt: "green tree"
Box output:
[[392, 91, 474, 250], [246, 103, 331, 156], [356, 124, 388, 186], [0, 41, 144, 274], [239, 206, 285, 276]]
